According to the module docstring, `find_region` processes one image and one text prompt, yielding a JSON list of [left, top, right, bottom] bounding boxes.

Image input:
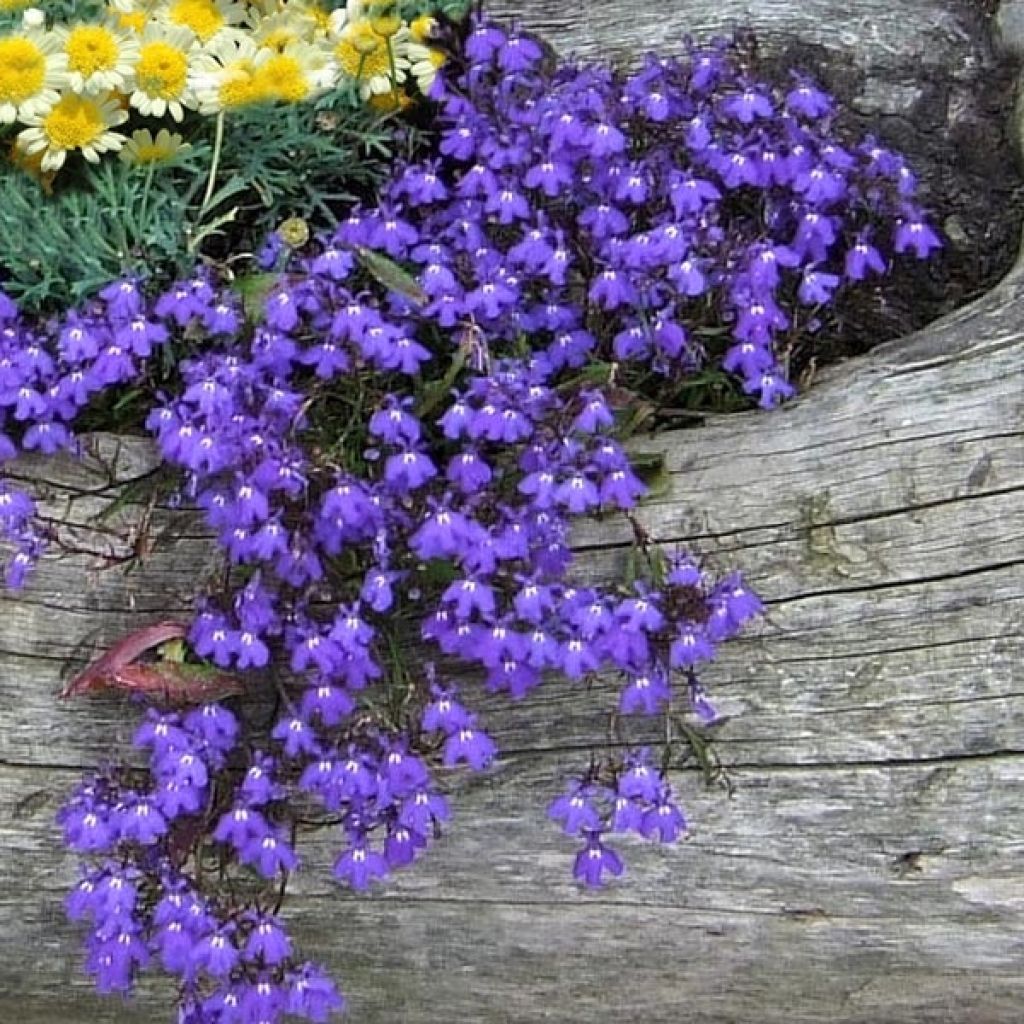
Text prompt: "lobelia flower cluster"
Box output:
[[0, 14, 939, 1021], [58, 703, 346, 1020], [415, 19, 940, 409]]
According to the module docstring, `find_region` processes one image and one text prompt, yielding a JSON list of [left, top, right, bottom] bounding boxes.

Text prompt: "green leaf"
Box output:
[[415, 558, 459, 589], [629, 451, 670, 500], [354, 246, 427, 305], [415, 344, 468, 419], [158, 638, 188, 663], [555, 361, 615, 395], [623, 548, 638, 588], [649, 546, 669, 589], [232, 272, 279, 324]]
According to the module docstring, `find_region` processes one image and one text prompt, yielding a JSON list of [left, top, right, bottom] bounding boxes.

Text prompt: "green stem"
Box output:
[[385, 38, 400, 107], [200, 110, 225, 215], [138, 160, 156, 238]]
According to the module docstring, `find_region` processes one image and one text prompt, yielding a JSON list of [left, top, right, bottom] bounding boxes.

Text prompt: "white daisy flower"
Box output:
[[106, 3, 151, 36], [408, 14, 437, 44], [189, 33, 263, 113], [161, 0, 248, 46], [285, 1, 334, 39], [407, 39, 444, 95], [119, 126, 189, 165], [254, 40, 337, 103], [0, 26, 68, 123], [17, 90, 128, 171], [326, 0, 363, 36], [330, 17, 408, 99], [21, 9, 46, 30], [58, 20, 140, 94], [249, 6, 322, 52], [129, 24, 198, 120]]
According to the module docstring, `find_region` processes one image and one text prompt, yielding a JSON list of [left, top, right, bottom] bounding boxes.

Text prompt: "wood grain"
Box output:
[[2, 282, 1020, 1023], [1, 2, 1023, 1022]]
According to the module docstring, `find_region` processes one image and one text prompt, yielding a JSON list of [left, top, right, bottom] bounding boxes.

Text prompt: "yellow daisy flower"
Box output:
[[163, 0, 248, 45], [58, 21, 140, 94], [407, 39, 444, 95], [190, 34, 265, 112], [105, 0, 165, 31], [290, 1, 333, 37], [409, 15, 436, 44], [248, 8, 314, 52], [253, 41, 335, 103], [331, 17, 407, 99], [130, 24, 197, 120], [0, 0, 34, 12], [17, 90, 128, 171], [9, 135, 58, 192], [108, 8, 149, 34], [0, 27, 68, 124], [119, 126, 189, 164]]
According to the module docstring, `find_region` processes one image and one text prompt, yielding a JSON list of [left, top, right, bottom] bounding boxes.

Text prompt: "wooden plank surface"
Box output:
[[489, 0, 974, 69], [1, 2, 1023, 1022], [1, 278, 1020, 1023]]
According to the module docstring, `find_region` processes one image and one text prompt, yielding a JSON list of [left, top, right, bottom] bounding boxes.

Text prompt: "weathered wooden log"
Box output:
[[1, 2, 1022, 1022]]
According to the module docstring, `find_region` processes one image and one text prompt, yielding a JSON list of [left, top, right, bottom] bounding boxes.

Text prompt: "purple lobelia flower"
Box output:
[[573, 831, 624, 887]]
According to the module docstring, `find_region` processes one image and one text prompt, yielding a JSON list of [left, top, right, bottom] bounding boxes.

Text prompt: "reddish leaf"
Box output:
[[111, 663, 245, 705], [60, 621, 189, 699]]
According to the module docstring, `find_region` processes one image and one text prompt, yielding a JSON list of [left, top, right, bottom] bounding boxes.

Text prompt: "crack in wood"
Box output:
[[766, 557, 1024, 605]]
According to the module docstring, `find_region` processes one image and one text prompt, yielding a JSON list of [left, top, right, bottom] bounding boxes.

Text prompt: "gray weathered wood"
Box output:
[[1, 279, 1020, 1023], [1, 2, 1023, 1022]]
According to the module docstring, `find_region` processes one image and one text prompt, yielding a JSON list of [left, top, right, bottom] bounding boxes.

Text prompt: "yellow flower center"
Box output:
[[217, 59, 262, 108], [307, 4, 330, 32], [133, 141, 165, 161], [168, 0, 225, 43], [261, 28, 297, 52], [121, 128, 188, 166], [335, 23, 390, 79], [66, 25, 120, 77], [112, 10, 148, 33], [136, 41, 188, 97], [42, 93, 106, 150], [409, 15, 436, 42], [422, 47, 445, 70], [255, 54, 308, 103], [0, 36, 46, 104], [278, 216, 309, 247]]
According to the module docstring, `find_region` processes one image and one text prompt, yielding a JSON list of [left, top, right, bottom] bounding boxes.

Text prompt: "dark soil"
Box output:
[[761, 0, 1024, 380]]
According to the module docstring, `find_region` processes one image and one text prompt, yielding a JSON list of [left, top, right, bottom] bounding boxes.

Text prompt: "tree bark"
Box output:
[[1, 2, 1022, 1022]]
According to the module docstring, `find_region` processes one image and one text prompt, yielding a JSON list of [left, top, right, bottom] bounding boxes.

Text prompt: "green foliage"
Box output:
[[0, 1, 105, 28], [213, 98, 400, 232], [0, 94, 411, 312], [398, 0, 472, 18], [0, 147, 207, 309], [318, 0, 471, 17]]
